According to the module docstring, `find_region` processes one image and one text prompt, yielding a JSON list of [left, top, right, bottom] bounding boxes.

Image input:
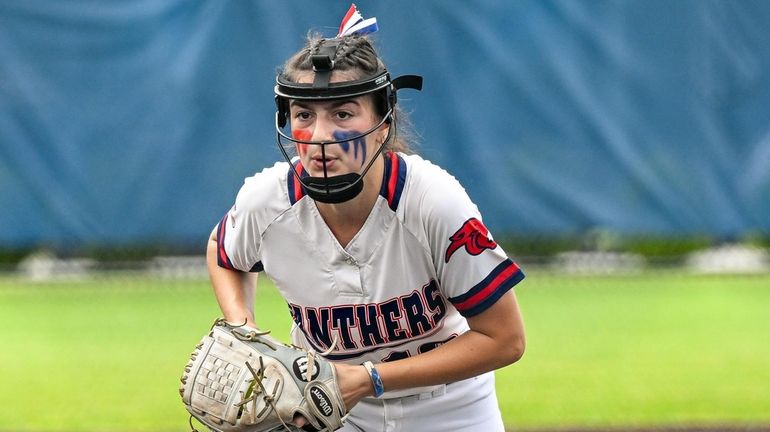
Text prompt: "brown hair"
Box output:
[[280, 34, 417, 154]]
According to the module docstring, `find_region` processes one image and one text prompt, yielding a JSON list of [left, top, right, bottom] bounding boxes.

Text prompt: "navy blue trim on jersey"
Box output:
[[216, 211, 263, 273], [216, 212, 237, 271], [287, 161, 308, 205], [379, 152, 407, 211], [448, 259, 525, 317]]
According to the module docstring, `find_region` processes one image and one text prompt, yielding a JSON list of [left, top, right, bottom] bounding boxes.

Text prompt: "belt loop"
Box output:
[[416, 384, 446, 400]]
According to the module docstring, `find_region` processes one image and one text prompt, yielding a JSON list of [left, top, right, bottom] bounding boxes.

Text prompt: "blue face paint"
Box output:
[[333, 130, 367, 167]]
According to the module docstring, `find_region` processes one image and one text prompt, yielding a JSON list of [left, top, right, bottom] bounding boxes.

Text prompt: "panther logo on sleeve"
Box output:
[[444, 217, 498, 263]]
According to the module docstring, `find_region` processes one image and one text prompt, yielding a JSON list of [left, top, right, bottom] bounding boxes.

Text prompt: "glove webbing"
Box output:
[[239, 359, 292, 430], [231, 329, 340, 432]]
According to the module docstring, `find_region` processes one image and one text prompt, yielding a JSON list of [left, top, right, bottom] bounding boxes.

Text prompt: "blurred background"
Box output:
[[1, 1, 769, 431], [3, 0, 770, 262]]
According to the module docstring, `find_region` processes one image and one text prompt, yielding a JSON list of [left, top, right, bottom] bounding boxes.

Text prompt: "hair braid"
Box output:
[[310, 38, 326, 55], [332, 38, 350, 62]]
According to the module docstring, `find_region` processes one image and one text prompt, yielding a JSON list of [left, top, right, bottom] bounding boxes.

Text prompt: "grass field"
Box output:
[[1, 270, 769, 431]]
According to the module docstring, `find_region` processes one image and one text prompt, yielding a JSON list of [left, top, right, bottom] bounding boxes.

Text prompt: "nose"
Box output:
[[310, 119, 335, 143]]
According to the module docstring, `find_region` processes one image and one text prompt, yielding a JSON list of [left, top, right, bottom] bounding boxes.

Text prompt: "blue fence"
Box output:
[[2, 1, 769, 248]]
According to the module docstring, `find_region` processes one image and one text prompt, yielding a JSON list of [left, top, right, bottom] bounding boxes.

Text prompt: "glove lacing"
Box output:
[[232, 327, 339, 432]]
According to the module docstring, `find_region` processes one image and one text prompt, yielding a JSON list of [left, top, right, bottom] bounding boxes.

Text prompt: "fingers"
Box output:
[[292, 413, 308, 427]]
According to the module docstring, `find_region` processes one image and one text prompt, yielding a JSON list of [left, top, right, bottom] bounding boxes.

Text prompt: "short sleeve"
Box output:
[[214, 162, 292, 273], [214, 171, 281, 273], [421, 169, 524, 317], [215, 203, 263, 273]]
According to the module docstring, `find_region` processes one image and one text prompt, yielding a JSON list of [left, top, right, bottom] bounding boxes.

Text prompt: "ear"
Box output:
[[377, 122, 390, 141]]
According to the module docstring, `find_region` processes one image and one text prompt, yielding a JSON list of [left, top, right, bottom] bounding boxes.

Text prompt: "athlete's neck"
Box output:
[[315, 154, 385, 248]]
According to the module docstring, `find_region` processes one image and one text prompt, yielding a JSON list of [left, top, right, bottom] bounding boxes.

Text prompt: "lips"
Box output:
[[310, 155, 338, 171]]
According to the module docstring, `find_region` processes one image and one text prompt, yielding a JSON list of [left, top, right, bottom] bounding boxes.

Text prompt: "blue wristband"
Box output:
[[363, 361, 385, 398]]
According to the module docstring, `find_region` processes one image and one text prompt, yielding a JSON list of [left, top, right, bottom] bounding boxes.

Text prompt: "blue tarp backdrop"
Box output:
[[1, 1, 769, 248]]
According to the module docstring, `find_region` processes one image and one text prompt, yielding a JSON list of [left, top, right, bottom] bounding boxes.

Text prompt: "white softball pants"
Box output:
[[338, 371, 505, 432]]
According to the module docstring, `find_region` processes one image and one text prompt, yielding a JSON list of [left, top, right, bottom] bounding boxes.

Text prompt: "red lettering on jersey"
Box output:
[[444, 218, 497, 263]]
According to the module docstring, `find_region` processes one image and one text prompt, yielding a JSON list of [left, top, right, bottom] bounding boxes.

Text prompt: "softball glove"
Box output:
[[180, 319, 346, 432]]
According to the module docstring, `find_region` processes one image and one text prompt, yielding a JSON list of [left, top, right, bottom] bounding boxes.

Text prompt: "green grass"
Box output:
[[1, 271, 769, 431], [498, 271, 770, 429]]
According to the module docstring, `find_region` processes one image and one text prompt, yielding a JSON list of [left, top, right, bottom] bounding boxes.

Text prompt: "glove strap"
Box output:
[[362, 361, 385, 398]]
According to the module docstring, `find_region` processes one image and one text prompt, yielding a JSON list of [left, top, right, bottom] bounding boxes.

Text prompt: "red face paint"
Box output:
[[292, 129, 312, 156]]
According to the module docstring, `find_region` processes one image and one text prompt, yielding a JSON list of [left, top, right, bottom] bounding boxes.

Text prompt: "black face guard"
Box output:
[[274, 40, 422, 204]]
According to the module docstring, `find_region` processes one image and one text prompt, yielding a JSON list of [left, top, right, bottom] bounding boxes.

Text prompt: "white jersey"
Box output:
[[216, 152, 524, 396]]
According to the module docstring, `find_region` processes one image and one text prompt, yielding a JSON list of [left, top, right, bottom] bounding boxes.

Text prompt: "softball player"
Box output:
[[207, 5, 526, 431]]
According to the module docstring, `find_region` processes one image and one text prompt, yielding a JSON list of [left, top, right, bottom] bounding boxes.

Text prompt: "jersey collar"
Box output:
[[287, 152, 406, 211]]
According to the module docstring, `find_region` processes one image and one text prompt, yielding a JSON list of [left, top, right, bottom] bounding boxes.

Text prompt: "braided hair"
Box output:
[[281, 35, 416, 154]]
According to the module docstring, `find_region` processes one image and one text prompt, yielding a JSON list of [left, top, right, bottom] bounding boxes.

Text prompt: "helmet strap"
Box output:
[[310, 40, 340, 89]]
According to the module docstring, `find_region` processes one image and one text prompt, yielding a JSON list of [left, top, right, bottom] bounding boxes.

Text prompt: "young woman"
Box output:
[[207, 6, 526, 431]]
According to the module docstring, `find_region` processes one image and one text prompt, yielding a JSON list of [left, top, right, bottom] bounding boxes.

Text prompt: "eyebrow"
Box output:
[[290, 99, 361, 110]]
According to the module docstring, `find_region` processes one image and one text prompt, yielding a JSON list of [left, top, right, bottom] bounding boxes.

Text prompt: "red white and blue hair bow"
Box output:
[[337, 4, 379, 37]]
